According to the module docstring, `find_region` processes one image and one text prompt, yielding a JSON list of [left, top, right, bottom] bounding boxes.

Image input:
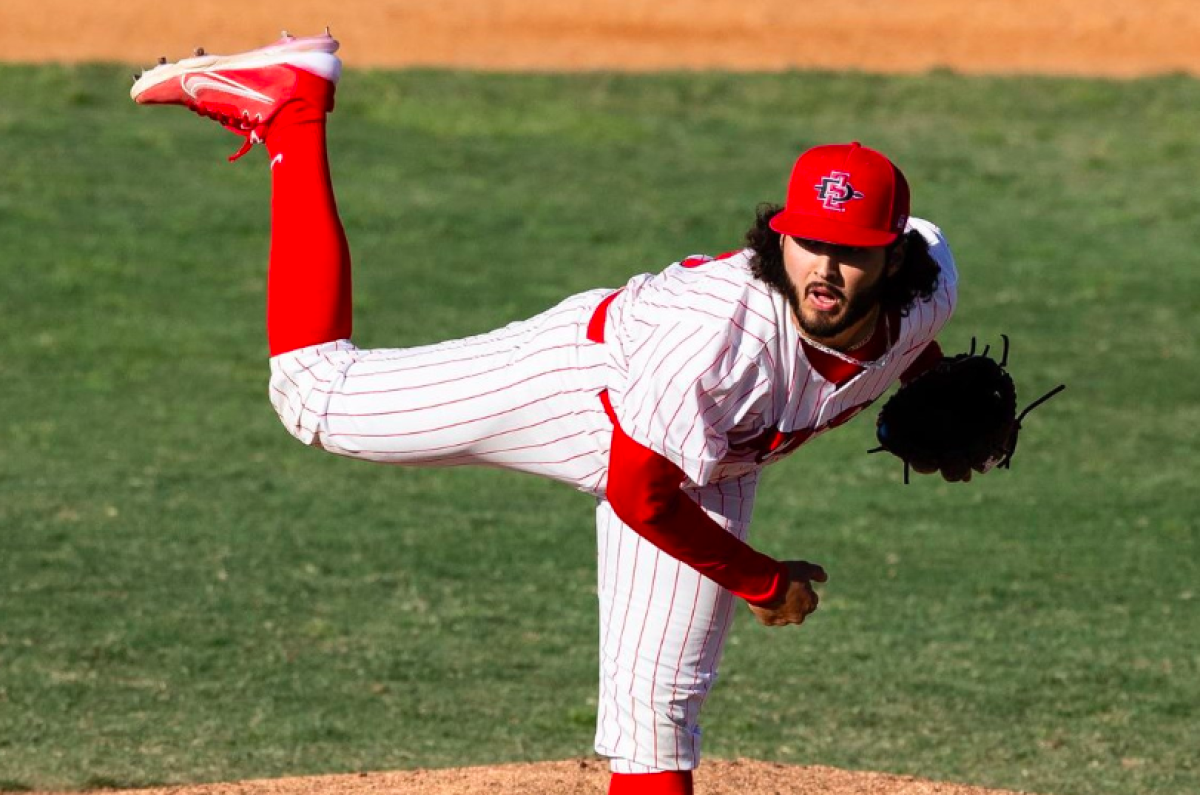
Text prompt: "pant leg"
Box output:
[[594, 470, 759, 772], [268, 289, 614, 492]]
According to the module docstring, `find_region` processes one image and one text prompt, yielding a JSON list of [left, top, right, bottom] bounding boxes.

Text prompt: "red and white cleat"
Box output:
[[131, 30, 342, 161]]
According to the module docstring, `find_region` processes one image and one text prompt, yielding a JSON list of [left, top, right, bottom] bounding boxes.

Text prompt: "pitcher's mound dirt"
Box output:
[[53, 759, 1039, 795]]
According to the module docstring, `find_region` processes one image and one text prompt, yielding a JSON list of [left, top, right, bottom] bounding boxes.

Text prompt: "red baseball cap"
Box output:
[[769, 142, 910, 247]]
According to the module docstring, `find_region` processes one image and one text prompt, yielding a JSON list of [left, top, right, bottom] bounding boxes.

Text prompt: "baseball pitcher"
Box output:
[[130, 31, 1027, 795]]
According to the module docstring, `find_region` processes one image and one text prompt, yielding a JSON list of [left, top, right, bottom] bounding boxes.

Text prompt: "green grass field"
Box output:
[[1, 64, 1198, 794]]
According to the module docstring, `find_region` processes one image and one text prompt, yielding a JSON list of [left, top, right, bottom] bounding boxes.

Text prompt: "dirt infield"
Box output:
[[1, 0, 1197, 76], [43, 760, 1038, 795]]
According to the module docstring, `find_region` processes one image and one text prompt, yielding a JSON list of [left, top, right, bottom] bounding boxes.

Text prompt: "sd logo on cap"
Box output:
[[770, 142, 910, 248]]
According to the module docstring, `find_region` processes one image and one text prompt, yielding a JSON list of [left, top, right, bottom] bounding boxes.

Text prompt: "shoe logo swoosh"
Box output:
[[181, 73, 274, 105]]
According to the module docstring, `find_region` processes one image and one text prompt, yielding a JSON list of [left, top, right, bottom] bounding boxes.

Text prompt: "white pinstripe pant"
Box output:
[[595, 474, 757, 772], [269, 289, 758, 772]]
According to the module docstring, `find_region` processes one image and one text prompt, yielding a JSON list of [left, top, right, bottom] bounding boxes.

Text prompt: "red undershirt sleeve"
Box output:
[[604, 409, 789, 606]]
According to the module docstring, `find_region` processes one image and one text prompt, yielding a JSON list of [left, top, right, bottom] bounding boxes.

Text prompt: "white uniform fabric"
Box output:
[[595, 472, 757, 773], [268, 217, 958, 772], [269, 288, 615, 492], [603, 217, 957, 488]]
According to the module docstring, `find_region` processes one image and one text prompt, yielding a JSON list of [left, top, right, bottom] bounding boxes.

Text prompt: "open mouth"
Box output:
[[805, 283, 844, 312]]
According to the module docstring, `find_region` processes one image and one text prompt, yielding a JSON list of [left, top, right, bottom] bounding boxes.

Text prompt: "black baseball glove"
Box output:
[[872, 336, 1065, 483]]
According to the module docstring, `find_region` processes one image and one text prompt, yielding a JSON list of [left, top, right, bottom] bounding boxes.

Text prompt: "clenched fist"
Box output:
[[747, 560, 827, 627]]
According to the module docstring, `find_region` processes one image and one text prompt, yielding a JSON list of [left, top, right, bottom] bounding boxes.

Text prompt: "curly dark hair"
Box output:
[[745, 203, 940, 318]]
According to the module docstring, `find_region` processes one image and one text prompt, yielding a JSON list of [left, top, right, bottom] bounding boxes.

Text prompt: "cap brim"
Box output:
[[770, 211, 900, 247]]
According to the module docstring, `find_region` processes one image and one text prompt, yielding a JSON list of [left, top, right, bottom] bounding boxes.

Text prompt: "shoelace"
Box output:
[[183, 100, 266, 162]]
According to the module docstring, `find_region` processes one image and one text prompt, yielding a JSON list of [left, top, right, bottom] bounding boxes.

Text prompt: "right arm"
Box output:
[[604, 409, 825, 622], [603, 391, 789, 606], [606, 320, 825, 620]]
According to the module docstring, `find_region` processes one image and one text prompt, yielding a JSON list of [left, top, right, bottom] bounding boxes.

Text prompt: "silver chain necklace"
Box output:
[[798, 313, 892, 370]]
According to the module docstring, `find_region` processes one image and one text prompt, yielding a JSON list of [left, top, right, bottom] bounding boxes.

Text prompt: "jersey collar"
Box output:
[[797, 307, 901, 387]]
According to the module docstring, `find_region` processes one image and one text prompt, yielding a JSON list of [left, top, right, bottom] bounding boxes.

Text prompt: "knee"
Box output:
[[269, 378, 320, 447], [268, 352, 340, 448]]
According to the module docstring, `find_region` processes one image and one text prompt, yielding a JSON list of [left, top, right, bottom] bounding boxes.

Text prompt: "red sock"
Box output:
[[608, 771, 694, 795], [264, 72, 352, 357]]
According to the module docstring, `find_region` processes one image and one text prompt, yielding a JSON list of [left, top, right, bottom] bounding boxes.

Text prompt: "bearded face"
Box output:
[[780, 235, 896, 348]]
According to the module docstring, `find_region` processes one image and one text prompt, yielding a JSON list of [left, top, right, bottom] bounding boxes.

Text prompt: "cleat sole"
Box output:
[[131, 33, 339, 102]]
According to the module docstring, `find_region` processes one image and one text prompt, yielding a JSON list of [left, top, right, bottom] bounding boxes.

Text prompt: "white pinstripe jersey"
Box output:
[[268, 217, 956, 495], [602, 217, 958, 486]]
